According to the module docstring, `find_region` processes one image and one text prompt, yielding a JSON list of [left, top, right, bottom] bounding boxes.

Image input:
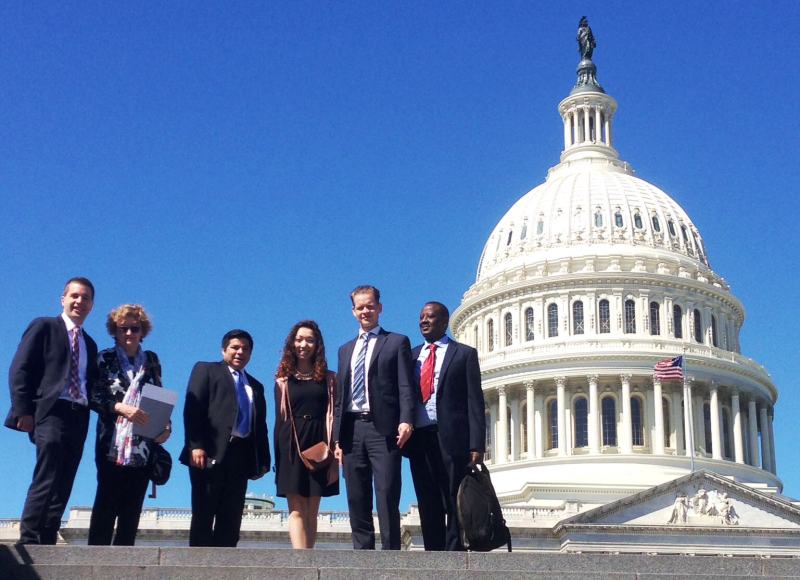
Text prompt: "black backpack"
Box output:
[[456, 462, 512, 552]]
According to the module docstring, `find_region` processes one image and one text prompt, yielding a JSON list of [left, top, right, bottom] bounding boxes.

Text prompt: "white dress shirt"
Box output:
[[59, 312, 88, 406], [414, 336, 449, 428], [347, 326, 381, 412]]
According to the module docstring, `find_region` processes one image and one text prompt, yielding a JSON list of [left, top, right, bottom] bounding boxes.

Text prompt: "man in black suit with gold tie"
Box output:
[[405, 301, 486, 551], [6, 278, 98, 545], [332, 285, 415, 550], [180, 329, 271, 547]]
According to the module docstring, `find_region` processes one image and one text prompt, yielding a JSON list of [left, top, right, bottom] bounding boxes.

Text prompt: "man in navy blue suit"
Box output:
[[332, 285, 415, 550], [6, 278, 98, 545], [405, 301, 486, 551]]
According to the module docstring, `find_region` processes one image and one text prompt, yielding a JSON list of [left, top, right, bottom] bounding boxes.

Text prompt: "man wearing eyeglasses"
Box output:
[[6, 278, 98, 545]]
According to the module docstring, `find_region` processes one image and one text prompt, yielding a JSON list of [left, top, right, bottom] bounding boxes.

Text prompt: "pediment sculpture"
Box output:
[[667, 489, 739, 526]]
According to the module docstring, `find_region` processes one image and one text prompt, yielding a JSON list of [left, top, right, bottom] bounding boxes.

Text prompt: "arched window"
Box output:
[[634, 213, 643, 229], [520, 403, 528, 456], [668, 220, 677, 237], [599, 299, 611, 333], [624, 299, 636, 334], [663, 397, 671, 449], [652, 215, 661, 232], [722, 408, 732, 459], [711, 315, 718, 347], [484, 410, 492, 461], [504, 313, 513, 347], [681, 225, 689, 245], [525, 307, 535, 342], [703, 403, 712, 455], [574, 398, 588, 448], [650, 302, 661, 336], [507, 230, 513, 246], [520, 223, 527, 240], [601, 397, 617, 446], [595, 212, 603, 227], [487, 320, 495, 352], [673, 305, 683, 339], [495, 235, 502, 252], [573, 301, 585, 335], [693, 309, 702, 343], [631, 397, 644, 446], [548, 399, 558, 450], [615, 212, 624, 227], [537, 219, 544, 235], [548, 303, 559, 338]]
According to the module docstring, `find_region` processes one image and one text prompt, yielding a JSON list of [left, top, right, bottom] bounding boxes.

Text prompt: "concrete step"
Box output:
[[1, 546, 799, 580]]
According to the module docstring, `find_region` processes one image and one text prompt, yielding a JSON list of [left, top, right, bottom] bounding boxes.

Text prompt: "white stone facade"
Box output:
[[450, 55, 781, 511]]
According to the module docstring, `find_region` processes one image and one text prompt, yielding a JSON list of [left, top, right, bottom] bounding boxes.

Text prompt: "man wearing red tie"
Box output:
[[406, 302, 486, 551], [6, 278, 98, 545]]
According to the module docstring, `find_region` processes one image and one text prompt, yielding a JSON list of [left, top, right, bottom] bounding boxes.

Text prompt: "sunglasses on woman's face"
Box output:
[[119, 326, 141, 334]]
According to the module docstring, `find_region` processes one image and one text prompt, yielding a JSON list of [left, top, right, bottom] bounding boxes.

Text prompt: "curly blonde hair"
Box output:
[[106, 304, 152, 339]]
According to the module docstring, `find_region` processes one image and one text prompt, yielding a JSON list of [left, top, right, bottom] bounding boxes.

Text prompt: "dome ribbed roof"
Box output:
[[475, 157, 711, 283]]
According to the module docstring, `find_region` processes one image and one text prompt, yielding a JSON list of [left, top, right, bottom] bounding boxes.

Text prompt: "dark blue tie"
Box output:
[[351, 333, 369, 407], [234, 371, 251, 437]]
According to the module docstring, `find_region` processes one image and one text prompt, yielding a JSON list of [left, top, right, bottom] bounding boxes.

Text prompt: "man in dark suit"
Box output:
[[332, 285, 415, 550], [180, 329, 271, 547], [6, 278, 98, 545], [406, 301, 486, 551]]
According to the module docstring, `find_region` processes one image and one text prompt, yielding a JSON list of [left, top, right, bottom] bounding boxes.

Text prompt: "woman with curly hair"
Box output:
[[87, 304, 171, 545], [274, 320, 339, 549]]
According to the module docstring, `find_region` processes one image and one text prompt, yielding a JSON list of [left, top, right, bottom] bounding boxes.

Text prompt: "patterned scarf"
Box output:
[[113, 345, 148, 466]]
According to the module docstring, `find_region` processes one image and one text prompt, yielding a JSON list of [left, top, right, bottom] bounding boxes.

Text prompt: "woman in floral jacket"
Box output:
[[88, 304, 170, 545]]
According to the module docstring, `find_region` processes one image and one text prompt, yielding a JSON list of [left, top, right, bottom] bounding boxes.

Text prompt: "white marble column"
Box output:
[[620, 374, 632, 454], [769, 411, 777, 474], [731, 390, 744, 464], [563, 114, 572, 148], [759, 405, 772, 472], [672, 387, 684, 455], [534, 388, 544, 459], [693, 391, 706, 454], [653, 377, 665, 455], [497, 386, 508, 465], [510, 394, 520, 461], [594, 105, 601, 143], [588, 374, 600, 455], [748, 399, 760, 468], [525, 381, 535, 459], [583, 107, 590, 143], [556, 376, 567, 457], [709, 382, 722, 460]]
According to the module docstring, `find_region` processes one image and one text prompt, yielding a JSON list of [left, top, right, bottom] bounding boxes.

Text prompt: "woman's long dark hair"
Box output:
[[275, 320, 328, 382]]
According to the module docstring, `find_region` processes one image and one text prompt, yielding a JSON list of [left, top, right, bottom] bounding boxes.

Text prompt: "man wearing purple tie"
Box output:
[[6, 278, 98, 545], [180, 329, 271, 547]]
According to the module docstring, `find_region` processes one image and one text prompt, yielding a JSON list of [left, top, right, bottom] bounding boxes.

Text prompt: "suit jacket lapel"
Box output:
[[437, 339, 458, 398], [340, 338, 357, 390], [368, 329, 388, 371]]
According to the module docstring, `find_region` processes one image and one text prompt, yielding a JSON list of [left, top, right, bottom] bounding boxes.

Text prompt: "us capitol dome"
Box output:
[[450, 19, 781, 513]]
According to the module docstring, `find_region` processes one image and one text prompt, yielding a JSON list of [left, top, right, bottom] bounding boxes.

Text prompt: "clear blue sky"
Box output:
[[1, 2, 797, 518]]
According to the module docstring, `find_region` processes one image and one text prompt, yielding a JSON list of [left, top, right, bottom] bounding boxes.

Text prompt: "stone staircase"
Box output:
[[2, 546, 800, 580]]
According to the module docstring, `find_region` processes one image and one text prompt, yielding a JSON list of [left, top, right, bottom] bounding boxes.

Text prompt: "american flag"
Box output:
[[654, 356, 684, 380]]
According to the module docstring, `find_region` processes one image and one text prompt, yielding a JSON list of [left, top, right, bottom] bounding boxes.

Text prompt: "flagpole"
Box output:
[[681, 346, 695, 472]]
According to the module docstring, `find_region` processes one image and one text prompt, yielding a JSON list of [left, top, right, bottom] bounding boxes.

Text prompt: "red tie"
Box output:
[[69, 327, 82, 401], [420, 344, 437, 404]]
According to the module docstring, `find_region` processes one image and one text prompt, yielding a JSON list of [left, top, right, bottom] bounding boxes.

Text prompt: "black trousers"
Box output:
[[189, 437, 252, 547], [407, 425, 470, 551], [341, 413, 402, 550], [87, 461, 150, 545], [18, 401, 89, 545]]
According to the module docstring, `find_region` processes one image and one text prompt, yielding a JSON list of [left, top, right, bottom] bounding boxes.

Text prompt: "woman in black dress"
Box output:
[[274, 320, 339, 549]]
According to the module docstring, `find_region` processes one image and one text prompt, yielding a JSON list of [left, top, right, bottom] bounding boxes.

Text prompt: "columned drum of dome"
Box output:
[[451, 19, 780, 512]]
